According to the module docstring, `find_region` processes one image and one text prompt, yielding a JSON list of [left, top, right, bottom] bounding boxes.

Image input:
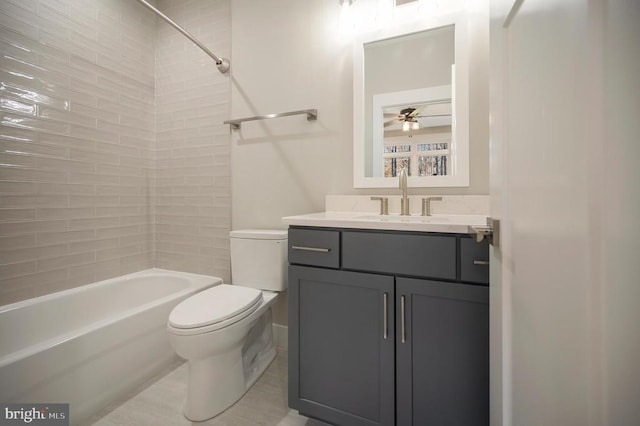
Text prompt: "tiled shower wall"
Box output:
[[0, 0, 155, 305], [0, 0, 231, 305], [154, 0, 231, 279]]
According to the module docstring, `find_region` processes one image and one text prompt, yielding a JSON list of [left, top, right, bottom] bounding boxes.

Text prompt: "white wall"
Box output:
[[230, 0, 490, 232], [230, 0, 353, 230]]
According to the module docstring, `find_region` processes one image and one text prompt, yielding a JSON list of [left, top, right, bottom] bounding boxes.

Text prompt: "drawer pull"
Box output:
[[473, 260, 490, 266], [401, 295, 406, 344], [291, 245, 331, 253], [383, 293, 388, 340]]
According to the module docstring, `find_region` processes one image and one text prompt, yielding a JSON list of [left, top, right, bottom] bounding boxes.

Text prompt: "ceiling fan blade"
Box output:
[[414, 113, 452, 118], [399, 107, 417, 117]]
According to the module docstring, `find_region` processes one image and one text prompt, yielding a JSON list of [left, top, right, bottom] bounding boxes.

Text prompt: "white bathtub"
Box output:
[[0, 268, 221, 425]]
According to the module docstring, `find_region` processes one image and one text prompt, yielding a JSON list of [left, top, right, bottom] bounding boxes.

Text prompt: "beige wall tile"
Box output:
[[0, 0, 231, 305], [0, 208, 37, 221], [0, 220, 65, 235], [38, 183, 95, 195], [37, 251, 96, 272], [0, 180, 37, 194], [36, 229, 95, 245], [0, 234, 36, 250], [0, 260, 37, 280], [0, 154, 37, 169], [2, 267, 68, 293], [0, 286, 36, 306], [1, 168, 67, 183], [0, 0, 157, 303], [0, 139, 68, 159], [0, 195, 67, 208]]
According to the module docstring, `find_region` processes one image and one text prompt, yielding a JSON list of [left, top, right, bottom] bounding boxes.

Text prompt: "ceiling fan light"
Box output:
[[402, 121, 410, 132], [411, 121, 420, 130]]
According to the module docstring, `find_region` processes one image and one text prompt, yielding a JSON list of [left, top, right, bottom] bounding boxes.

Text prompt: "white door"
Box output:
[[489, 1, 640, 425]]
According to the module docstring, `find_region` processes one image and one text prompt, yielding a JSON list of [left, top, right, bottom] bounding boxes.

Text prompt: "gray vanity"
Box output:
[[287, 225, 489, 426], [285, 4, 490, 423]]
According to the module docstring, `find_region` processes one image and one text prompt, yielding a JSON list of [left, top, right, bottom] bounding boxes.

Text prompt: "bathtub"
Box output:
[[0, 268, 221, 425]]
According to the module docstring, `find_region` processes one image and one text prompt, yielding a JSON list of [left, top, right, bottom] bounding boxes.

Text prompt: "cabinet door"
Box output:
[[396, 278, 489, 426], [289, 265, 395, 426]]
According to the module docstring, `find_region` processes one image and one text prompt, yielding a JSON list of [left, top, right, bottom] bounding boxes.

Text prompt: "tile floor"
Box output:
[[87, 350, 326, 426]]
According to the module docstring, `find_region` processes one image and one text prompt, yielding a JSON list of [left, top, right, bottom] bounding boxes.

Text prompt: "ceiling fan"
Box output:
[[383, 104, 452, 131]]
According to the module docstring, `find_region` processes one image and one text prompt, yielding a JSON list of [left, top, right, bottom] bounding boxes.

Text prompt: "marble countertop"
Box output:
[[282, 211, 488, 234]]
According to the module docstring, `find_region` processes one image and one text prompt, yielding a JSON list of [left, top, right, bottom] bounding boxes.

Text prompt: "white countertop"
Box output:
[[282, 211, 488, 234]]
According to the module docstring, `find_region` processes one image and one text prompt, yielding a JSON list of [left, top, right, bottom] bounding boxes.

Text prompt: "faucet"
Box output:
[[421, 197, 443, 216], [399, 168, 409, 215]]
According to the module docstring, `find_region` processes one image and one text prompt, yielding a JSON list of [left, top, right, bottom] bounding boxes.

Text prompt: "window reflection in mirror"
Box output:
[[372, 86, 453, 179], [381, 100, 452, 178]]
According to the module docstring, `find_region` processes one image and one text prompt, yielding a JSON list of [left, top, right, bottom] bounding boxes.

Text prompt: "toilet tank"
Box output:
[[230, 229, 288, 291]]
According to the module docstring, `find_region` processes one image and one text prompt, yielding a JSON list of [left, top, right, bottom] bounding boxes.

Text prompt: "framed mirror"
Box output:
[[353, 13, 469, 188]]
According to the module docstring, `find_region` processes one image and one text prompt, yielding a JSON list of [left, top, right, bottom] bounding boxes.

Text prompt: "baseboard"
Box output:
[[273, 324, 288, 350]]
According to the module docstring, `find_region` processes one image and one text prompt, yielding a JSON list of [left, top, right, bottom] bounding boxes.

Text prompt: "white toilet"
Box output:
[[167, 229, 287, 421]]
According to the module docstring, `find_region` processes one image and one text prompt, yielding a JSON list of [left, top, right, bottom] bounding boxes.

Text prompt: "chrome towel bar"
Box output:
[[225, 109, 318, 130]]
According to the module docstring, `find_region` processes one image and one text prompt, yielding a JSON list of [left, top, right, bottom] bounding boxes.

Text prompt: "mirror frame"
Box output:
[[353, 13, 469, 188]]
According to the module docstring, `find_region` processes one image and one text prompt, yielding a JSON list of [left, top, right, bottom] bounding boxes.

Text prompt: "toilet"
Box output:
[[167, 229, 288, 421]]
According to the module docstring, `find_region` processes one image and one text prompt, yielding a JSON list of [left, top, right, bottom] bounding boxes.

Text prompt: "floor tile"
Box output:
[[87, 350, 327, 426]]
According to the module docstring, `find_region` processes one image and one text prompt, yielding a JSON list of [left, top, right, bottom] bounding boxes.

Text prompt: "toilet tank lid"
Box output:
[[230, 229, 287, 240]]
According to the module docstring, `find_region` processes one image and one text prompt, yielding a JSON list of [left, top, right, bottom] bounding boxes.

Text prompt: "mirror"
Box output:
[[353, 14, 469, 188]]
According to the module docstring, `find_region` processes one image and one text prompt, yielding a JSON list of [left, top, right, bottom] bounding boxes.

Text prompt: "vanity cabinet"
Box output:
[[395, 277, 489, 426], [288, 266, 395, 426], [288, 226, 489, 426]]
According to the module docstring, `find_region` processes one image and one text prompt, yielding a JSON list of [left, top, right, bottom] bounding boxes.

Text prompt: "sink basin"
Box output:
[[282, 212, 489, 233], [354, 214, 486, 225], [355, 214, 450, 223]]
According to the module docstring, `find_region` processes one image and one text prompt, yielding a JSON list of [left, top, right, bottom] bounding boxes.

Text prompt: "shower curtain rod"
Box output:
[[134, 0, 230, 73]]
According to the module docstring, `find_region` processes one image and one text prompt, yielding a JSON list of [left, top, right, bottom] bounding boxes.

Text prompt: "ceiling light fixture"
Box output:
[[402, 118, 419, 132], [338, 0, 356, 34]]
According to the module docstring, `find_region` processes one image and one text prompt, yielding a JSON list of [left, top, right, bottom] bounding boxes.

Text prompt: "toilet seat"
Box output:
[[168, 285, 263, 336]]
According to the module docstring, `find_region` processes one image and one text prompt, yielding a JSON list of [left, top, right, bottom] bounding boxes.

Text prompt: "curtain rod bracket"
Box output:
[[217, 58, 230, 73]]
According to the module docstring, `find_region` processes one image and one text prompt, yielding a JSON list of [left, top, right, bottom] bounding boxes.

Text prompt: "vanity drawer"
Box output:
[[288, 228, 340, 268], [460, 237, 490, 284], [342, 231, 456, 280]]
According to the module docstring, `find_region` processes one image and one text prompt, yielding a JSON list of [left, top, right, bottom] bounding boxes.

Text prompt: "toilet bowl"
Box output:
[[167, 229, 287, 421]]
